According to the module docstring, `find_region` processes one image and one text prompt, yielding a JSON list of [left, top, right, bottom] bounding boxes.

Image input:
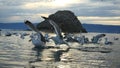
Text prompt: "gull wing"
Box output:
[[24, 20, 46, 43], [48, 20, 63, 39], [41, 16, 63, 39]]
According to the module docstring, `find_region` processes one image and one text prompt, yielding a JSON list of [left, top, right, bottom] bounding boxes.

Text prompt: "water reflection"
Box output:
[[0, 33, 120, 68], [0, 42, 112, 68], [29, 48, 43, 63], [24, 49, 41, 68]]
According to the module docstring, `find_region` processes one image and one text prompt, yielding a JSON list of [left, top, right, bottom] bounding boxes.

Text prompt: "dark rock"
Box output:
[[37, 10, 87, 33]]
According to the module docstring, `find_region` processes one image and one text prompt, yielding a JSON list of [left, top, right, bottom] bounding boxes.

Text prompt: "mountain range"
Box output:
[[0, 23, 120, 33]]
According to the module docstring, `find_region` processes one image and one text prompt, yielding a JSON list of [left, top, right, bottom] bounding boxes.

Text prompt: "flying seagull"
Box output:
[[24, 20, 46, 48], [91, 34, 106, 44], [41, 16, 68, 45]]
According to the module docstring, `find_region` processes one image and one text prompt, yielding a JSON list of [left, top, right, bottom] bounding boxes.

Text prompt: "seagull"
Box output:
[[91, 34, 106, 44], [4, 31, 11, 36], [44, 33, 50, 42], [24, 20, 46, 48], [104, 38, 113, 45], [41, 16, 68, 46], [64, 33, 77, 42], [20, 33, 29, 39], [74, 35, 89, 45]]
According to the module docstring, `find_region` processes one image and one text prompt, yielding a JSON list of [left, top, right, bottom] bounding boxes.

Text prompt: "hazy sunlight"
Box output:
[[53, 0, 71, 7]]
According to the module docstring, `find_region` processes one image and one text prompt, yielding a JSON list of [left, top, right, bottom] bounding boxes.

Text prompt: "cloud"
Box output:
[[20, 0, 84, 9], [68, 0, 120, 17], [0, 0, 120, 25], [78, 16, 120, 25]]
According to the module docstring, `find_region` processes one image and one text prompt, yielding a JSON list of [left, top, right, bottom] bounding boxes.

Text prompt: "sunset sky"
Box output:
[[0, 0, 120, 25]]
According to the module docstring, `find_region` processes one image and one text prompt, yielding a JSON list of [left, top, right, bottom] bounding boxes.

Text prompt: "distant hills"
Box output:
[[0, 23, 38, 30], [0, 23, 120, 33], [0, 23, 27, 30], [82, 24, 120, 33]]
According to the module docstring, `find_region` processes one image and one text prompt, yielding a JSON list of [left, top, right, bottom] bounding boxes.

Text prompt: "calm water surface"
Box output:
[[0, 32, 120, 68]]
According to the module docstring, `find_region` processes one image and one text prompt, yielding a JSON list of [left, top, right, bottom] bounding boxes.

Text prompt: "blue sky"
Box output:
[[0, 0, 120, 25]]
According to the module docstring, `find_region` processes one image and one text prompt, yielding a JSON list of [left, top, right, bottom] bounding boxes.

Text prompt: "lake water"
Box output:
[[0, 31, 120, 68]]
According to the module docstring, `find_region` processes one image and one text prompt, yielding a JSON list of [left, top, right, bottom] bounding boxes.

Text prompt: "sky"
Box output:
[[0, 0, 120, 25]]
